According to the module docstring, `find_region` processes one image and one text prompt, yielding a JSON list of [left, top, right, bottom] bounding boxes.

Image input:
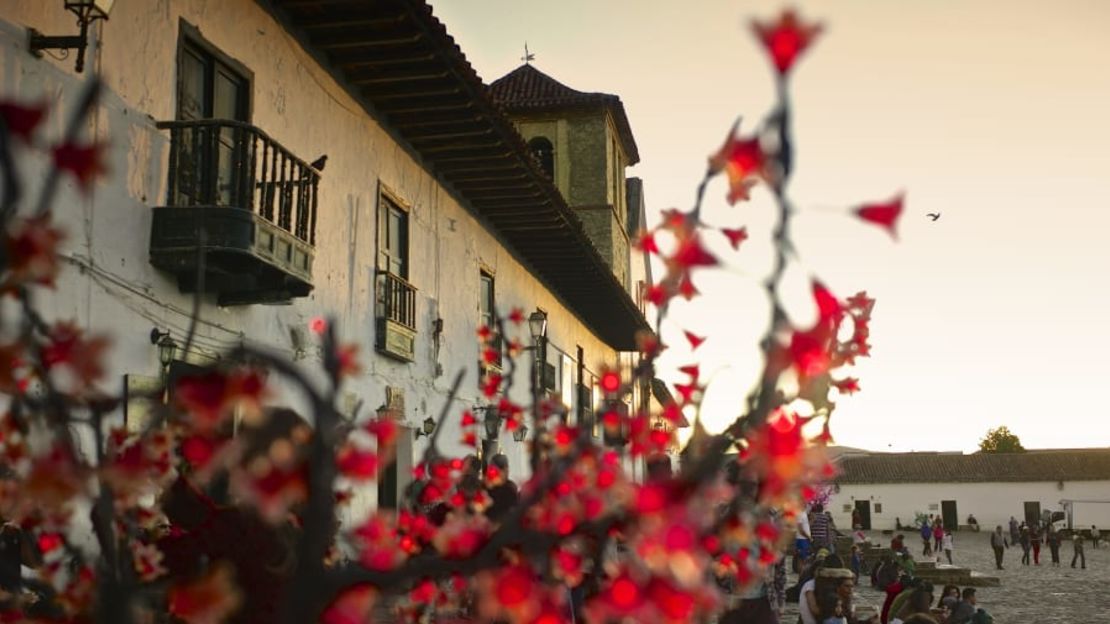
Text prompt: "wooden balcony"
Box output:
[[375, 271, 417, 361], [149, 119, 319, 305]]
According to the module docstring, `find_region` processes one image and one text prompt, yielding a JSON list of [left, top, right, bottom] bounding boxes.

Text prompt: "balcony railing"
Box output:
[[159, 119, 320, 245], [150, 119, 319, 305], [377, 271, 416, 330], [376, 271, 417, 361]]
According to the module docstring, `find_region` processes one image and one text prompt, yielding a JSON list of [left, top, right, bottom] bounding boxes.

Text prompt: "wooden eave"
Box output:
[[267, 0, 650, 350]]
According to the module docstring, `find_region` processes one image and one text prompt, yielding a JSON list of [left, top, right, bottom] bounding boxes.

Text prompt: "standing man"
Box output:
[[1071, 532, 1086, 569], [794, 506, 813, 573], [1008, 516, 1019, 547], [989, 525, 1007, 570], [1091, 525, 1101, 549], [921, 517, 933, 556], [809, 504, 834, 551]]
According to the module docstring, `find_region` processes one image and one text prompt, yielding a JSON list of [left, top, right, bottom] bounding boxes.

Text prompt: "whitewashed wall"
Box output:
[[0, 1, 626, 524], [829, 480, 1110, 532]]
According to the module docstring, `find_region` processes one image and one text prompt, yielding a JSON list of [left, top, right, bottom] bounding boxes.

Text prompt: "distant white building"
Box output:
[[828, 449, 1110, 532]]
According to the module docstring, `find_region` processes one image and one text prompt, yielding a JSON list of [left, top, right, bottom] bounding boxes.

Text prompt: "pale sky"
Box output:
[[431, 0, 1110, 453]]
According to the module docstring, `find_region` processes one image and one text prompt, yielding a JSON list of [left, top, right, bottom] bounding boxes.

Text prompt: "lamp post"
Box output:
[[28, 1, 115, 73], [527, 308, 548, 399]]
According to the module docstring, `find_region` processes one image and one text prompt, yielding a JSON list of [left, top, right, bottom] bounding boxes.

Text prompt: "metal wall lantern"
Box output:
[[149, 328, 177, 368], [414, 416, 436, 440], [527, 309, 548, 341], [29, 1, 115, 73]]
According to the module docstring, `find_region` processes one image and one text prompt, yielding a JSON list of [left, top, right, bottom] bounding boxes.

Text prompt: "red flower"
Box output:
[[721, 226, 748, 250], [678, 364, 700, 380], [709, 121, 766, 205], [833, 377, 860, 394], [643, 283, 669, 306], [308, 317, 328, 335], [3, 216, 65, 287], [482, 373, 503, 398], [508, 307, 525, 325], [41, 321, 109, 390], [321, 584, 377, 624], [751, 9, 824, 75], [336, 343, 361, 378], [599, 369, 621, 394], [336, 445, 379, 480], [167, 562, 242, 624], [683, 330, 706, 351], [52, 141, 108, 192], [0, 100, 47, 143], [855, 193, 905, 239], [671, 235, 718, 269], [636, 230, 660, 254]]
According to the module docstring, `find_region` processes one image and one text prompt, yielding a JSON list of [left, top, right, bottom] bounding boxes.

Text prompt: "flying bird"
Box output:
[[927, 212, 941, 221], [309, 155, 327, 171]]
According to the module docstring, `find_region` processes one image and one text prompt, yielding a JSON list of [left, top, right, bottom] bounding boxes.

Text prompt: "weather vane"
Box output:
[[521, 42, 535, 64]]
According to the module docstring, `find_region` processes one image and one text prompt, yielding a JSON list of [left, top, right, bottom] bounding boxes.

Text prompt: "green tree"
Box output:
[[979, 426, 1026, 453]]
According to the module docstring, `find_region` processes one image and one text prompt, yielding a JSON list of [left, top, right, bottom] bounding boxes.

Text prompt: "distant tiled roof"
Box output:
[[835, 449, 1110, 484], [488, 64, 640, 165]]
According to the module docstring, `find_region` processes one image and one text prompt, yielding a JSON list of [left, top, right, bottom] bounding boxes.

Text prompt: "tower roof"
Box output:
[[489, 64, 640, 165]]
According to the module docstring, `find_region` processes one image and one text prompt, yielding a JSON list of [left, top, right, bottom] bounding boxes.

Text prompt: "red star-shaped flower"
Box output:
[[855, 193, 905, 239], [751, 9, 824, 75]]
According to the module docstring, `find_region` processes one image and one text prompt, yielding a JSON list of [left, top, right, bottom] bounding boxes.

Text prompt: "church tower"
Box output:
[[489, 64, 641, 291]]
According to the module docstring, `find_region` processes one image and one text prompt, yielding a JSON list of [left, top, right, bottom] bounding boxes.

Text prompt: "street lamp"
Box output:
[[527, 309, 548, 343], [29, 1, 116, 73], [149, 328, 177, 370]]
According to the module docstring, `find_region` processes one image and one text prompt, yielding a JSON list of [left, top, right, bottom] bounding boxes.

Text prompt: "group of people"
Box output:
[[871, 556, 993, 624], [916, 516, 955, 565], [988, 516, 1094, 570]]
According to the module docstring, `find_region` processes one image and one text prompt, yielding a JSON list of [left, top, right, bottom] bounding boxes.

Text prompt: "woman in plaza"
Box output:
[[1029, 524, 1043, 565], [932, 520, 944, 555], [1019, 524, 1032, 565], [1046, 523, 1061, 567]]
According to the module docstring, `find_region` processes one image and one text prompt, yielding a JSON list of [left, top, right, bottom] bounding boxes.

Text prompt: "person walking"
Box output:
[[932, 520, 945, 555], [1019, 525, 1031, 565], [921, 518, 933, 557], [989, 526, 1006, 570], [1071, 531, 1086, 569], [1047, 524, 1061, 567], [942, 530, 954, 565], [1008, 516, 1019, 547], [1092, 525, 1101, 549], [1030, 524, 1042, 566]]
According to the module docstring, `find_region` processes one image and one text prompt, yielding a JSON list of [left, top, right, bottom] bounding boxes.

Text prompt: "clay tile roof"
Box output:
[[835, 448, 1110, 484], [488, 64, 640, 165]]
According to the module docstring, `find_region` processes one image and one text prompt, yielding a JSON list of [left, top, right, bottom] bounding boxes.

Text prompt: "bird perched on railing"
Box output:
[[309, 155, 327, 171]]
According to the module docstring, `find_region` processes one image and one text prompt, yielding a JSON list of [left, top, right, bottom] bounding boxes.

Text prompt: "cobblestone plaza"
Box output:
[[785, 531, 1110, 622]]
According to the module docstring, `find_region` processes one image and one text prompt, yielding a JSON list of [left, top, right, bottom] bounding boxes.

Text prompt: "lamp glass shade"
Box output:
[[422, 417, 436, 435], [527, 310, 548, 340], [513, 424, 528, 442], [156, 335, 177, 367]]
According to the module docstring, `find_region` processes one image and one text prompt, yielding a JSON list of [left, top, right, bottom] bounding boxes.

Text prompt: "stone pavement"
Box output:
[[784, 530, 1110, 623]]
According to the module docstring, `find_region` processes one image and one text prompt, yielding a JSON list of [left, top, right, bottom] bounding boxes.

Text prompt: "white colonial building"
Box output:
[[1, 0, 665, 522], [828, 448, 1110, 533]]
